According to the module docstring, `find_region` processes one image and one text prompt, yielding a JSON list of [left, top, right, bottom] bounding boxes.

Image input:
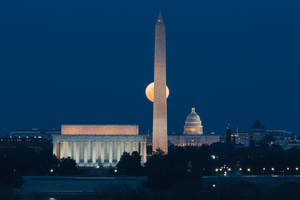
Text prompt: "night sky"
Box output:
[[0, 0, 300, 136]]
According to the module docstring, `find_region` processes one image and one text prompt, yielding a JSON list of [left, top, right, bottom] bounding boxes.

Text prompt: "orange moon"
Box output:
[[145, 82, 169, 102]]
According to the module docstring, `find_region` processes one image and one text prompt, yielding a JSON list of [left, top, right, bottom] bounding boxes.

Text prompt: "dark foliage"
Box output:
[[0, 143, 78, 187], [56, 157, 78, 176], [116, 151, 143, 176], [0, 143, 57, 187]]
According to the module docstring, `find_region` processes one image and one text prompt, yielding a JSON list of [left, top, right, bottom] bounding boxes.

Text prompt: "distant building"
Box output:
[[248, 120, 268, 142], [232, 132, 249, 146], [226, 125, 232, 146], [183, 107, 203, 135], [229, 121, 298, 149], [0, 128, 56, 153], [0, 136, 51, 153], [168, 107, 219, 147], [168, 134, 220, 147], [9, 128, 60, 139], [52, 125, 147, 167]]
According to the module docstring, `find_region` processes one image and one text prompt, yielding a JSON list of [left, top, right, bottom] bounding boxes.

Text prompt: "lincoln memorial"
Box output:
[[52, 125, 147, 167]]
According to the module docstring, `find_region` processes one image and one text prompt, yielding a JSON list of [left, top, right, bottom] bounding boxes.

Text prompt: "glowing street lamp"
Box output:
[[247, 168, 251, 172]]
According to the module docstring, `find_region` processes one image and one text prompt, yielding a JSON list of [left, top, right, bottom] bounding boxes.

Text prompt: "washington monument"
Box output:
[[152, 12, 168, 153]]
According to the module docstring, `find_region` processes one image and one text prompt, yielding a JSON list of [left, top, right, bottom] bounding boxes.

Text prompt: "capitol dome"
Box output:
[[183, 107, 203, 135]]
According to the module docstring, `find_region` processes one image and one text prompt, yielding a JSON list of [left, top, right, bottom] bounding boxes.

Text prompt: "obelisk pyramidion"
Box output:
[[152, 12, 168, 154]]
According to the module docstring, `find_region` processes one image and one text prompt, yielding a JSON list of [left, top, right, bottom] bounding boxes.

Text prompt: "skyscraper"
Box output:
[[152, 12, 168, 153]]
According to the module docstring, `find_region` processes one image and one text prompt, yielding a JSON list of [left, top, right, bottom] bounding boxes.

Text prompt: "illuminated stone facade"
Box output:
[[61, 125, 138, 135], [53, 125, 147, 167], [167, 107, 219, 147], [184, 107, 203, 135], [168, 135, 220, 147], [152, 13, 168, 153]]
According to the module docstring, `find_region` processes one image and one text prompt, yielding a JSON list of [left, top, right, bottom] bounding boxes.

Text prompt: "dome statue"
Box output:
[[184, 107, 203, 135]]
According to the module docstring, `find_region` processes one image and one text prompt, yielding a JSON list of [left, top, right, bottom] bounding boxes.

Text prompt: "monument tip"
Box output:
[[157, 11, 163, 23]]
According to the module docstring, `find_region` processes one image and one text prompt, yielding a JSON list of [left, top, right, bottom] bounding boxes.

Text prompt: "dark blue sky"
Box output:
[[0, 0, 300, 135]]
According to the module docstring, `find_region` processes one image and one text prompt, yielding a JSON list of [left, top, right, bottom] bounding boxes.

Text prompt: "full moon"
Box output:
[[145, 82, 169, 102]]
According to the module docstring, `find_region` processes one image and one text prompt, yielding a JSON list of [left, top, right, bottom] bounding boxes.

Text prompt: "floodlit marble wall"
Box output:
[[61, 125, 139, 135], [53, 135, 147, 167]]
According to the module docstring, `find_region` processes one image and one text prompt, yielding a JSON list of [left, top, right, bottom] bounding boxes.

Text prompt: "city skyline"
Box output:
[[1, 1, 300, 136]]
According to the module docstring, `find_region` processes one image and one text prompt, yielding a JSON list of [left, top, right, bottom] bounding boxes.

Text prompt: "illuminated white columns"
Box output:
[[100, 142, 105, 164], [92, 142, 96, 163], [84, 142, 88, 163], [109, 142, 113, 164], [52, 135, 147, 167], [117, 142, 122, 161]]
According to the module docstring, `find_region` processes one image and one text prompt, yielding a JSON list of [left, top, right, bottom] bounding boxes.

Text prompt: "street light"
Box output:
[[247, 168, 251, 172]]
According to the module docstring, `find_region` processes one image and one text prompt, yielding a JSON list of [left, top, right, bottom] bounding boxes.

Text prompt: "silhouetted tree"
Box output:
[[56, 157, 78, 175], [116, 151, 143, 176]]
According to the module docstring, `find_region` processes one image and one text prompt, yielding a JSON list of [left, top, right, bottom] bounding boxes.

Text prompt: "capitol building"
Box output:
[[168, 107, 219, 146], [183, 107, 203, 135]]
